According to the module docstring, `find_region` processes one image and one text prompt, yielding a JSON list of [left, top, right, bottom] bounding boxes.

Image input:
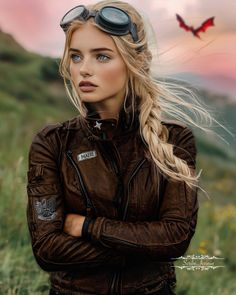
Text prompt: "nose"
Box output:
[[79, 58, 93, 77]]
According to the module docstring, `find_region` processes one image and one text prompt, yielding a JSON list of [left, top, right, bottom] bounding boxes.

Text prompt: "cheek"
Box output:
[[100, 62, 127, 85]]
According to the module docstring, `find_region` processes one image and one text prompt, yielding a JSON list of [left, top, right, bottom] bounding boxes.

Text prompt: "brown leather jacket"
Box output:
[[26, 108, 199, 295]]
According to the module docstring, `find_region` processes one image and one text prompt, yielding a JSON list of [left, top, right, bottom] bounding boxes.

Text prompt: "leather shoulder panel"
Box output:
[[38, 122, 63, 137]]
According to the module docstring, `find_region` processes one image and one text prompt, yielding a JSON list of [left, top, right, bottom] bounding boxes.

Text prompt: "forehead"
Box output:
[[70, 21, 117, 51]]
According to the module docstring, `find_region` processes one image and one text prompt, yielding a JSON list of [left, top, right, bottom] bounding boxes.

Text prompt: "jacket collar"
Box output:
[[81, 97, 140, 141]]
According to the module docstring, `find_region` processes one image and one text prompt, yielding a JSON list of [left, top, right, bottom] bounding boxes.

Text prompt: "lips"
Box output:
[[79, 81, 98, 93], [79, 81, 97, 87]]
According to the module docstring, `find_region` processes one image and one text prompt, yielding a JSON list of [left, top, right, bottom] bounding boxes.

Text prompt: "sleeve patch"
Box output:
[[34, 197, 57, 221]]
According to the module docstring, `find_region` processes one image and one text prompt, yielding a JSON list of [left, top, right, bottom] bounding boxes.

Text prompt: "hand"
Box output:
[[63, 214, 86, 237]]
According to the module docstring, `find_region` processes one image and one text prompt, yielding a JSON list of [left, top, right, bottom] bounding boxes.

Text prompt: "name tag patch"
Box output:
[[77, 150, 97, 162]]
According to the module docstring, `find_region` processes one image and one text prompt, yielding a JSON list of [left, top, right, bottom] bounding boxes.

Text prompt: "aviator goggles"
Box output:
[[60, 5, 139, 43]]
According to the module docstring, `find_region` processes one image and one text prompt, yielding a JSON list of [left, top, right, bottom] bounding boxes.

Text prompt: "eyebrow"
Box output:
[[69, 47, 114, 53]]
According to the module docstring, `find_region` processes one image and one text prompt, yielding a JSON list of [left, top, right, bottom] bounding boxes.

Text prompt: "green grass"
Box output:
[[175, 199, 236, 294], [0, 94, 76, 295]]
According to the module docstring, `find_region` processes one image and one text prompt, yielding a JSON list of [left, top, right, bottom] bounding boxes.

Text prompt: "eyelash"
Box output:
[[98, 54, 110, 61], [70, 53, 110, 62]]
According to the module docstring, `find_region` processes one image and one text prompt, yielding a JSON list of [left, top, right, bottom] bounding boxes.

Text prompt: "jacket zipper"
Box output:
[[122, 158, 146, 221], [109, 153, 146, 294], [100, 141, 120, 176], [98, 142, 123, 210], [101, 142, 122, 295], [109, 144, 124, 213], [66, 150, 95, 215], [109, 271, 119, 295]]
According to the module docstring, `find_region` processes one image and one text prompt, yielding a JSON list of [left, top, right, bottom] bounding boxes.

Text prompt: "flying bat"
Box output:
[[176, 14, 215, 38]]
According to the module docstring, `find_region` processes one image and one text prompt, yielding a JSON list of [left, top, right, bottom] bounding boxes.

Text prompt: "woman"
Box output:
[[26, 1, 217, 294]]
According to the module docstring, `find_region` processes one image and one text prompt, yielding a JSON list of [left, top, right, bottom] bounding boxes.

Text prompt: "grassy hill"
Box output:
[[0, 30, 65, 103], [0, 30, 236, 294], [0, 30, 77, 161]]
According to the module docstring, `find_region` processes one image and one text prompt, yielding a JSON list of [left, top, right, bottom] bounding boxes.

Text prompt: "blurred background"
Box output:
[[0, 0, 235, 294]]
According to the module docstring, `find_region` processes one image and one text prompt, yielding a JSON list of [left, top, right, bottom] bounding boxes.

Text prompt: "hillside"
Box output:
[[0, 30, 73, 109], [156, 75, 236, 154], [171, 72, 236, 101]]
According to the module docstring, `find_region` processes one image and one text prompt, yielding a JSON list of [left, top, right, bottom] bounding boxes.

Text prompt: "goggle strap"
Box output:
[[130, 23, 139, 43]]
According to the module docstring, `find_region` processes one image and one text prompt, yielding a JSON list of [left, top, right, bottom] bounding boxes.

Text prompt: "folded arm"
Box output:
[[82, 126, 199, 260], [26, 130, 125, 272]]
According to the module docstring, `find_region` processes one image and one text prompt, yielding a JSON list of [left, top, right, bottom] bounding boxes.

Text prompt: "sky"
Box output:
[[0, 0, 236, 94]]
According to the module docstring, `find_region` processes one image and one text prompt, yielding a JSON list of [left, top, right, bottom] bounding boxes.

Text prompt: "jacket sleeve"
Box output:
[[84, 126, 199, 261], [26, 129, 125, 272]]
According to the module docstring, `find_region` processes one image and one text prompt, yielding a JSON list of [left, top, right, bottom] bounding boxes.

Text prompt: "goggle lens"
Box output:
[[101, 7, 129, 26], [61, 6, 85, 28]]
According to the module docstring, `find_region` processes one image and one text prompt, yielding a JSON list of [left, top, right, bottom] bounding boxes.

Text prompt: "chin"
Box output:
[[79, 91, 107, 103], [80, 96, 104, 103], [79, 92, 97, 100]]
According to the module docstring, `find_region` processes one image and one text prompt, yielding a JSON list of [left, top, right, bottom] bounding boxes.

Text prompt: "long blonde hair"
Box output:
[[59, 0, 232, 197]]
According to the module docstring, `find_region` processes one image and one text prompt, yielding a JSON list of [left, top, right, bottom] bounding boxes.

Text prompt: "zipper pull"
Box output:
[[66, 150, 73, 156]]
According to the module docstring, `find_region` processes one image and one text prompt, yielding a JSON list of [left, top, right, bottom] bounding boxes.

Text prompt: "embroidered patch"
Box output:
[[77, 150, 97, 162], [34, 197, 57, 221]]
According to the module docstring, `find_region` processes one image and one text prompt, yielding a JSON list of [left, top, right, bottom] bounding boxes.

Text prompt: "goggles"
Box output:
[[60, 5, 139, 43]]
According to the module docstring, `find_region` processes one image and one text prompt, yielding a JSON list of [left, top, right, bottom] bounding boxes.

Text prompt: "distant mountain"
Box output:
[[0, 28, 26, 52], [0, 30, 68, 107], [157, 73, 236, 152], [170, 72, 236, 103]]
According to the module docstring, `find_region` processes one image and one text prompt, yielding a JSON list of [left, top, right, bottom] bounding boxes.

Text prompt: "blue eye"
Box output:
[[97, 54, 110, 61], [70, 54, 81, 62]]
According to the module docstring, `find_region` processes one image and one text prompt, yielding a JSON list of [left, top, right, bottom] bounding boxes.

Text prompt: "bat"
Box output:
[[176, 14, 215, 38]]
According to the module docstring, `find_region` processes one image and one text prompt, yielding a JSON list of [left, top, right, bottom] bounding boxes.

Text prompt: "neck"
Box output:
[[85, 99, 124, 120]]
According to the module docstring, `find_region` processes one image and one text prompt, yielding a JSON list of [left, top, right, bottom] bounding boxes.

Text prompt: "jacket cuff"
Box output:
[[81, 216, 96, 239]]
